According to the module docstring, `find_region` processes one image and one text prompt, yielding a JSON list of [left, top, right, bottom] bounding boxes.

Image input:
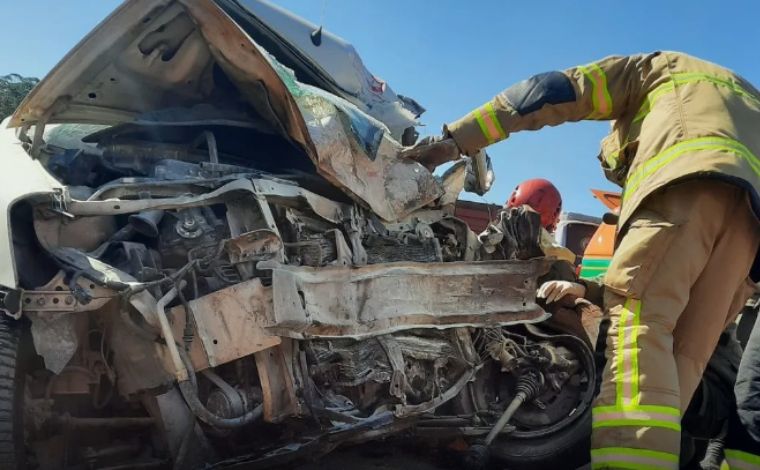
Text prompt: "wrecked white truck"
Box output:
[[0, 1, 596, 468]]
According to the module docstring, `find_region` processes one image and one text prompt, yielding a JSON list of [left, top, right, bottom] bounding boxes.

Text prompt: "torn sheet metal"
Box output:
[[254, 341, 299, 422], [286, 79, 442, 223], [264, 259, 551, 339], [254, 46, 441, 222], [169, 277, 280, 370], [28, 312, 79, 374], [110, 303, 175, 396]]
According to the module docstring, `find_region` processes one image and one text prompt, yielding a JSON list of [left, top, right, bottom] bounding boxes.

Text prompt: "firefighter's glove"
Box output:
[[538, 280, 586, 304], [399, 134, 462, 171]]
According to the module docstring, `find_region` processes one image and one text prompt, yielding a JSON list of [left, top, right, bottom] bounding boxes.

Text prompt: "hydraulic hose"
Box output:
[[177, 345, 263, 428]]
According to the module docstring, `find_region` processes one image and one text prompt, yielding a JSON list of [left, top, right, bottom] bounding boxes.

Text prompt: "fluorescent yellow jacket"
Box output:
[[447, 51, 760, 232]]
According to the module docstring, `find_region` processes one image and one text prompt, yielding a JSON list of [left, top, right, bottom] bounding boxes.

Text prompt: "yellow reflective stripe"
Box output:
[[634, 81, 675, 122], [634, 72, 760, 123], [592, 405, 681, 432], [592, 447, 679, 470], [725, 449, 760, 470], [471, 102, 506, 144], [579, 64, 613, 119], [623, 136, 760, 202], [472, 109, 491, 143], [595, 299, 681, 431], [592, 418, 680, 432], [592, 462, 673, 470], [484, 103, 507, 140], [613, 299, 654, 407], [594, 405, 681, 416], [630, 298, 642, 405], [615, 298, 642, 407], [591, 63, 614, 117], [614, 298, 627, 405]]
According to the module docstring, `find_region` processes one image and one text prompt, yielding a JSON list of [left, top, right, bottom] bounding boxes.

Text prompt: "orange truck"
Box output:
[[577, 190, 621, 281]]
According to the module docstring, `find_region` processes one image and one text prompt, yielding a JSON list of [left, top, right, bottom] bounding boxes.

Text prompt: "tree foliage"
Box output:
[[0, 74, 39, 119]]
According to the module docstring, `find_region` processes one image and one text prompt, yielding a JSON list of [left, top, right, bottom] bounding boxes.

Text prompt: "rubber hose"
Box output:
[[176, 348, 263, 428], [177, 381, 263, 429]]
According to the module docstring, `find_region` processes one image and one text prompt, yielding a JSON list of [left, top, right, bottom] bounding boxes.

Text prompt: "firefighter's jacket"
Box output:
[[447, 51, 760, 234], [539, 228, 576, 265]]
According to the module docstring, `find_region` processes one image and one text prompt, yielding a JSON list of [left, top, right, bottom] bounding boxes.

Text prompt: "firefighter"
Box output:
[[504, 178, 576, 264], [402, 52, 760, 468], [505, 177, 563, 232], [724, 311, 760, 468]]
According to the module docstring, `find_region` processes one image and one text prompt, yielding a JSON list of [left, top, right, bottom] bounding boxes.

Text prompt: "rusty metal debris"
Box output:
[[264, 259, 551, 339]]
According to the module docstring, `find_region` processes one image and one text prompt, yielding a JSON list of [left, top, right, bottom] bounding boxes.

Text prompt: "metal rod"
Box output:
[[53, 416, 155, 429], [156, 281, 188, 381], [484, 370, 544, 446], [484, 392, 527, 445]]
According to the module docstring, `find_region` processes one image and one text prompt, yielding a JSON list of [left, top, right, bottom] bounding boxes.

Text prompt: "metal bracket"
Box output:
[[225, 229, 283, 264], [51, 187, 75, 218], [21, 272, 115, 314]]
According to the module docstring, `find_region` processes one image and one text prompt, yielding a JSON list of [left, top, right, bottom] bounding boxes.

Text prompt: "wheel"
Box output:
[[450, 325, 596, 469], [490, 408, 591, 470], [489, 329, 596, 469], [0, 315, 26, 469]]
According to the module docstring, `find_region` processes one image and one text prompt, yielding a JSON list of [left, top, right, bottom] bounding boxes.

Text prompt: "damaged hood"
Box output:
[[8, 0, 442, 222], [8, 0, 317, 164], [226, 0, 425, 141]]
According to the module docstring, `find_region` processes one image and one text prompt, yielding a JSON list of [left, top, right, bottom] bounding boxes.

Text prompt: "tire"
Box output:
[[490, 408, 591, 470], [0, 315, 26, 469], [490, 328, 596, 470]]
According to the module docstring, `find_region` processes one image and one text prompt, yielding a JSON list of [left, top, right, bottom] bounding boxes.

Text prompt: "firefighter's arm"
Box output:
[[446, 53, 656, 156]]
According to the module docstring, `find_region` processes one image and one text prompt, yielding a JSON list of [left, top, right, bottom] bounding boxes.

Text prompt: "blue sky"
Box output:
[[1, 0, 758, 216]]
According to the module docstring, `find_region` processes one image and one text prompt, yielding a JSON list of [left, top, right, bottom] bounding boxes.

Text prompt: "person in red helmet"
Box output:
[[504, 178, 576, 264], [505, 178, 563, 232]]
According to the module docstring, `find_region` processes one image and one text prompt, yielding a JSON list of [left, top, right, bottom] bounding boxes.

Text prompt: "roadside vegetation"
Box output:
[[0, 74, 39, 118]]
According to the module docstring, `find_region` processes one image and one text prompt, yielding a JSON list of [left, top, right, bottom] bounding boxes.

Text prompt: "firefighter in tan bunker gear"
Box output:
[[403, 51, 760, 468]]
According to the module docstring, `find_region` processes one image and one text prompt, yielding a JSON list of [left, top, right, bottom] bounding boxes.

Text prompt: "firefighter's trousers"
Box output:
[[590, 180, 760, 469]]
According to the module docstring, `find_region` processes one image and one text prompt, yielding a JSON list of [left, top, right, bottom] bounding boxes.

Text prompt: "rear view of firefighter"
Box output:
[[403, 51, 760, 468]]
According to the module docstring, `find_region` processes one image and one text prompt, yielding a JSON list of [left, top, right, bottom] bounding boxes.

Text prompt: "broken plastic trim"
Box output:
[[0, 285, 23, 319]]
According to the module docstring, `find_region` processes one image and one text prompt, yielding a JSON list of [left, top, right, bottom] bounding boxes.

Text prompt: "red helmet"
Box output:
[[505, 178, 562, 232]]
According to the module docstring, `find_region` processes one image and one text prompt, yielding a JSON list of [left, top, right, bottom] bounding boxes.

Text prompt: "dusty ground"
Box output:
[[294, 440, 455, 470], [291, 438, 595, 470]]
